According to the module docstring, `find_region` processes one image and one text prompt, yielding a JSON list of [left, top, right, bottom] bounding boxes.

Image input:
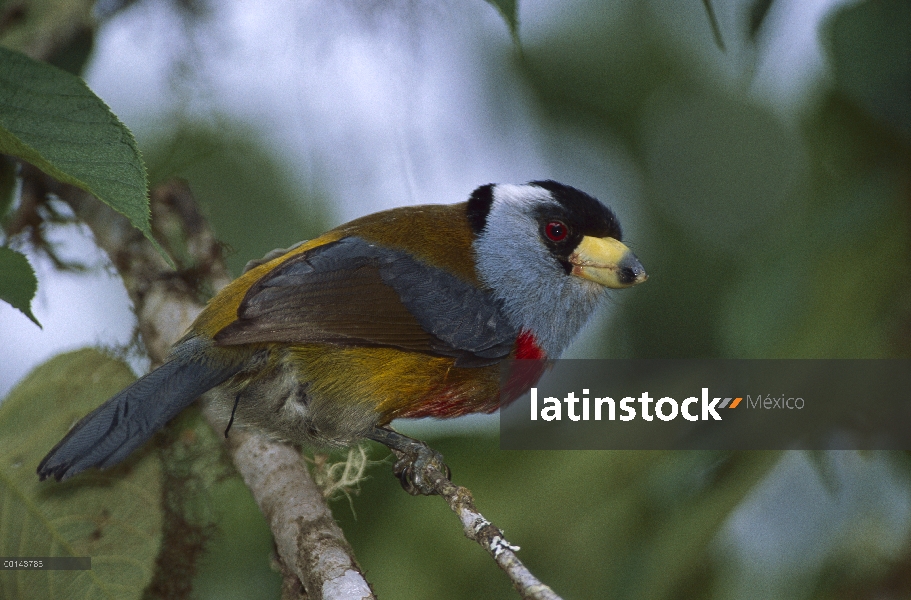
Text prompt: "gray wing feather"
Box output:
[[216, 237, 516, 365]]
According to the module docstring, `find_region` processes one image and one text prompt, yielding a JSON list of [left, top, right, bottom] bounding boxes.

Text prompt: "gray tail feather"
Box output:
[[37, 356, 241, 481]]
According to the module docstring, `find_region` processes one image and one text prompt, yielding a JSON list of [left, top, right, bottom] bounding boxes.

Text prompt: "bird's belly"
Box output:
[[288, 346, 504, 421], [220, 345, 504, 448]]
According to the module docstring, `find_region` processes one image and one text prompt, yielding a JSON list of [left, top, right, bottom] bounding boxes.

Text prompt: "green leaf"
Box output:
[[484, 0, 519, 43], [0, 46, 173, 267], [0, 246, 40, 326], [0, 349, 163, 600]]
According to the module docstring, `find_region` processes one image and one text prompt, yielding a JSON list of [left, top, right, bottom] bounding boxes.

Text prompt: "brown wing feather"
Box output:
[[329, 202, 480, 284], [214, 204, 517, 365], [214, 252, 437, 352]]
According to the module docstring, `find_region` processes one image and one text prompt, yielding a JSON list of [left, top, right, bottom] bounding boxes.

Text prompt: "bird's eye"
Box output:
[[544, 221, 568, 242]]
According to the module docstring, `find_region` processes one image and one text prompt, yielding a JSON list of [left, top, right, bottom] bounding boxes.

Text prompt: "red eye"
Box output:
[[545, 221, 568, 242]]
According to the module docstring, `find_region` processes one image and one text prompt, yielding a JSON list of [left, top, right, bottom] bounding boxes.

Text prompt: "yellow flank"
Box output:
[[286, 345, 500, 421], [192, 231, 345, 338]]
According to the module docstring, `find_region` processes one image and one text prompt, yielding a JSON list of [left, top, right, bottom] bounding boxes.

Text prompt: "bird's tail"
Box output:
[[37, 345, 243, 481]]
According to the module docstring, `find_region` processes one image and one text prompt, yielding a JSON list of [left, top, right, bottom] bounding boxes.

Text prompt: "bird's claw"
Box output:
[[391, 444, 451, 496], [366, 426, 452, 495]]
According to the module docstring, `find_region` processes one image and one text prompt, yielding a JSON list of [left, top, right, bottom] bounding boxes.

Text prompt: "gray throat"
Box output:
[[472, 197, 606, 357]]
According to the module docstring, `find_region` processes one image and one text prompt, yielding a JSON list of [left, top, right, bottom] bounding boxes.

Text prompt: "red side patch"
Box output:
[[515, 330, 545, 360]]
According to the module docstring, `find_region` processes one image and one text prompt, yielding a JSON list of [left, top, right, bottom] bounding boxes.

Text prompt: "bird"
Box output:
[[37, 180, 646, 494]]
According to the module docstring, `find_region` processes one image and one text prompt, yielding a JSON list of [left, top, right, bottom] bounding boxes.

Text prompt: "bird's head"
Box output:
[[468, 180, 647, 357]]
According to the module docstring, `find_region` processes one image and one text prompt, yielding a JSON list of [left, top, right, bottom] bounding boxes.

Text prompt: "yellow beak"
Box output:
[[569, 236, 647, 289]]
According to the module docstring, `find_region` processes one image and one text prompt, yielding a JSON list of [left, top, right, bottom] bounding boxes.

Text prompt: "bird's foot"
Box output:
[[367, 427, 451, 496], [391, 444, 451, 496]]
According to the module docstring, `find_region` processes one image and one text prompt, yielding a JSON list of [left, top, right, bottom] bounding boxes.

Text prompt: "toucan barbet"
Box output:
[[37, 180, 646, 493]]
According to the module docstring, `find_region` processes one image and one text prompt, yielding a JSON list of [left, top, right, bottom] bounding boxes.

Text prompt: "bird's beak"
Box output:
[[569, 236, 648, 289]]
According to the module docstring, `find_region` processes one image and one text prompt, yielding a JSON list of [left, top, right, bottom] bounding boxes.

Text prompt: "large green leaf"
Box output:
[[0, 46, 172, 266], [0, 349, 162, 600], [0, 246, 40, 326]]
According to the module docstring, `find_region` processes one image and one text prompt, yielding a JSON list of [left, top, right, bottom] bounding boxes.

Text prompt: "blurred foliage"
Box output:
[[484, 0, 519, 42], [824, 0, 911, 143], [0, 154, 16, 219], [504, 0, 911, 598], [0, 350, 281, 599], [747, 0, 775, 41], [335, 440, 778, 599], [520, 0, 910, 359], [150, 406, 281, 599], [142, 121, 331, 275], [700, 0, 725, 50], [0, 350, 162, 600], [191, 475, 281, 600], [0, 0, 95, 68], [2, 0, 909, 598]]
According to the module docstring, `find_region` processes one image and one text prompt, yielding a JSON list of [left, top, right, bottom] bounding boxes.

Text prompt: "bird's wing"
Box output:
[[213, 237, 517, 366]]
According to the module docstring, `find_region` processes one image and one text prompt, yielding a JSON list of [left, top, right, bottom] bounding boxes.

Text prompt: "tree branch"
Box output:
[[417, 459, 562, 600], [18, 166, 373, 599]]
